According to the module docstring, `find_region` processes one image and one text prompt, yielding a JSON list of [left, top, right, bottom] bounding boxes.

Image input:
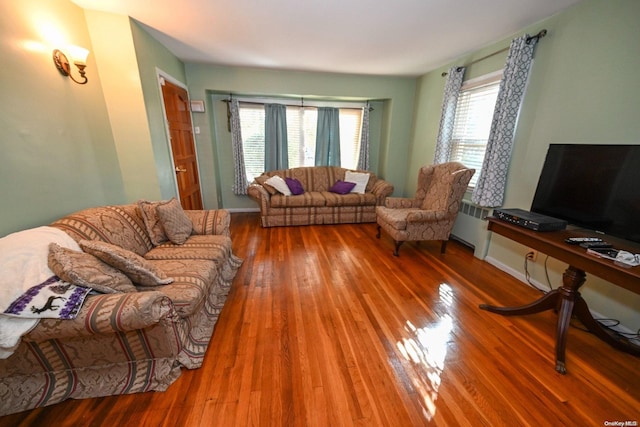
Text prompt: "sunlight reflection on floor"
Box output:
[[396, 283, 455, 421]]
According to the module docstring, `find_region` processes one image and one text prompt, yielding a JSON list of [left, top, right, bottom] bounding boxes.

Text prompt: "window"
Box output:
[[450, 71, 502, 188], [238, 104, 266, 181], [238, 102, 364, 180]]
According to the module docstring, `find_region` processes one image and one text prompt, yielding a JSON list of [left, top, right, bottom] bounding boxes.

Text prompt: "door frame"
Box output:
[[156, 67, 204, 208]]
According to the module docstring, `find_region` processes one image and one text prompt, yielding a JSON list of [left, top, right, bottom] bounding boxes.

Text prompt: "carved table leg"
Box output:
[[480, 288, 560, 316], [554, 267, 586, 374]]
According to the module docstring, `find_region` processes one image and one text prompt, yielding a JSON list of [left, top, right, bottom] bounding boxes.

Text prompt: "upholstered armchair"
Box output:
[[376, 162, 475, 256]]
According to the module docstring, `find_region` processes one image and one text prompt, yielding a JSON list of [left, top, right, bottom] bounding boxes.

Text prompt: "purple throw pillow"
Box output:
[[285, 177, 304, 195], [329, 180, 356, 194]]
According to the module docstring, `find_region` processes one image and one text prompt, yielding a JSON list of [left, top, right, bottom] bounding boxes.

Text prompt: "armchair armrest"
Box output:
[[406, 210, 450, 222], [26, 291, 176, 341], [186, 209, 231, 237]]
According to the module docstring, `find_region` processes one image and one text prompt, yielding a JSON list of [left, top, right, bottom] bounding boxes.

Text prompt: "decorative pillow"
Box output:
[[345, 171, 370, 194], [48, 243, 137, 293], [137, 199, 169, 246], [329, 180, 356, 195], [264, 175, 292, 195], [156, 198, 192, 245], [255, 175, 278, 195], [285, 177, 304, 195], [79, 240, 173, 287]]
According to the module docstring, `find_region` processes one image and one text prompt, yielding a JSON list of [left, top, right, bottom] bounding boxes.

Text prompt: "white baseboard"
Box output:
[[484, 256, 549, 292], [484, 256, 639, 345]]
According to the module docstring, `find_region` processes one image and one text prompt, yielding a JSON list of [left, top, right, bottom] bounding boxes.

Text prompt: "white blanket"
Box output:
[[0, 226, 81, 358]]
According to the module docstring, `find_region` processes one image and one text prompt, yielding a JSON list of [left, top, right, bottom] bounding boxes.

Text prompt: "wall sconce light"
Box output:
[[53, 46, 90, 85]]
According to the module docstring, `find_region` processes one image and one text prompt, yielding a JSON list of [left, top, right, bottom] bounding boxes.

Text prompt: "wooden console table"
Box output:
[[480, 217, 640, 374]]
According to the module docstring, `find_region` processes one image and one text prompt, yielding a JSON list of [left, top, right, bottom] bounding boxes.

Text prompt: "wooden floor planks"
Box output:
[[1, 212, 638, 426]]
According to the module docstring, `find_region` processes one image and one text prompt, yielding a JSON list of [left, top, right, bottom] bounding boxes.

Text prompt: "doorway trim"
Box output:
[[156, 67, 204, 208]]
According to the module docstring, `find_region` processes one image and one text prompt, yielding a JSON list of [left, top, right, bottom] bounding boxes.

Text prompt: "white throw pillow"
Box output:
[[264, 175, 292, 196], [344, 171, 370, 194]]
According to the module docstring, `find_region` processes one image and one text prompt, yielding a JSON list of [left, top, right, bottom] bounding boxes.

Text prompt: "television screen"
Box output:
[[530, 144, 640, 244]]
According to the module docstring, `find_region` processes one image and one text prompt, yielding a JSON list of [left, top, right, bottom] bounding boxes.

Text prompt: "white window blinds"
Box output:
[[238, 102, 364, 179], [450, 78, 500, 188]]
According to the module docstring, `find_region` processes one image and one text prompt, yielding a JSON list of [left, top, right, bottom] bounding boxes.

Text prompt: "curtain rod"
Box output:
[[220, 97, 373, 131], [221, 98, 373, 111], [441, 29, 547, 77]]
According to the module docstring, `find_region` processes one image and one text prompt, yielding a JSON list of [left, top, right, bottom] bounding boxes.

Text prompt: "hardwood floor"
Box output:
[[1, 212, 638, 426]]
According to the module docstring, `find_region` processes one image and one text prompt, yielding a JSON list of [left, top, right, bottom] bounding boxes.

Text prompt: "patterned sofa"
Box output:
[[0, 203, 242, 415], [247, 166, 394, 227]]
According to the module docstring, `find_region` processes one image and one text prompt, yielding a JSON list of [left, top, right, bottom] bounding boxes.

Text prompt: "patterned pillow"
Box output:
[[156, 198, 193, 245], [255, 175, 278, 195], [137, 199, 169, 246], [79, 240, 173, 287], [48, 243, 137, 293]]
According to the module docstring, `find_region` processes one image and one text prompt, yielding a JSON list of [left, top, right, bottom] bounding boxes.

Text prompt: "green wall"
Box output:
[[0, 0, 125, 237], [130, 19, 188, 200], [184, 64, 416, 210], [410, 0, 640, 330]]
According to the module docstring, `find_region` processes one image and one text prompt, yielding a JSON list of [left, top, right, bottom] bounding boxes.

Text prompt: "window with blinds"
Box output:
[[450, 73, 501, 188], [238, 103, 363, 180], [238, 104, 266, 181], [339, 109, 364, 169]]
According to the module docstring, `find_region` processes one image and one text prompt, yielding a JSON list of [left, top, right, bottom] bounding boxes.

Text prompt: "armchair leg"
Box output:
[[441, 240, 448, 254], [393, 241, 403, 257], [376, 225, 382, 239]]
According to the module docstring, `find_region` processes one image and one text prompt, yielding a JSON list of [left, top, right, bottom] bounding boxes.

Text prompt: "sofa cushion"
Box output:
[[48, 243, 137, 294], [270, 192, 327, 208], [80, 240, 174, 287], [322, 191, 377, 207], [146, 259, 218, 317], [137, 200, 170, 246], [156, 198, 193, 245], [50, 205, 153, 256], [144, 235, 232, 265]]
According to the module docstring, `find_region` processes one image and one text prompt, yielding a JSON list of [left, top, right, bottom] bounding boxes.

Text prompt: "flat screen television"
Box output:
[[530, 144, 640, 244]]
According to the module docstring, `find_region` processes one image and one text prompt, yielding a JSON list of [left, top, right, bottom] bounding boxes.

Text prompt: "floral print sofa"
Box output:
[[0, 201, 241, 415], [247, 166, 394, 227]]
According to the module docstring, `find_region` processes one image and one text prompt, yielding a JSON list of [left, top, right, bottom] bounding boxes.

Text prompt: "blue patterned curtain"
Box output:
[[472, 35, 539, 207], [433, 66, 465, 164], [229, 99, 248, 195], [356, 105, 370, 170], [265, 103, 288, 170], [315, 107, 341, 166]]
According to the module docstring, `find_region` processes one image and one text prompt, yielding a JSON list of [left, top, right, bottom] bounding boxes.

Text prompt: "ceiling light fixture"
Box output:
[[52, 46, 89, 85]]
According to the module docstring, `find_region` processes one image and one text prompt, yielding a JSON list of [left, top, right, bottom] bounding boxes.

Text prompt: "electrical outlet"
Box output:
[[526, 250, 538, 262]]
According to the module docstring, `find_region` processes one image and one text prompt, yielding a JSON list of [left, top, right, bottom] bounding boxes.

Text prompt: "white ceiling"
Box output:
[[72, 0, 583, 77]]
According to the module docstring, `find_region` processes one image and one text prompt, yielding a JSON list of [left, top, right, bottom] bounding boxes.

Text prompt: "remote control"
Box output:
[[579, 241, 613, 249], [565, 237, 603, 245]]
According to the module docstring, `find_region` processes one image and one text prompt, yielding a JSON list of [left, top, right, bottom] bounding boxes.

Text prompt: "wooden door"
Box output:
[[161, 79, 203, 210]]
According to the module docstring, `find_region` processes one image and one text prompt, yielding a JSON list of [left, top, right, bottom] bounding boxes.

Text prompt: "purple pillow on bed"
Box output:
[[329, 180, 356, 195], [285, 177, 305, 195]]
